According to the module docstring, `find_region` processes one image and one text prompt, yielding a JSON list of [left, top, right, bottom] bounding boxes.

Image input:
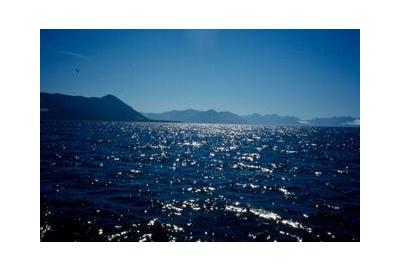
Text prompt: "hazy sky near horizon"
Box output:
[[40, 29, 360, 119]]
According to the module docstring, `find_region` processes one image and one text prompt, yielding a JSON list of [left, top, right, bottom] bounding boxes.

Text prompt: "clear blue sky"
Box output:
[[40, 29, 359, 119]]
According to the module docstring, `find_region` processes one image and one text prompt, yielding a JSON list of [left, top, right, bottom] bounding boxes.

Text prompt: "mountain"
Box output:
[[242, 113, 302, 126], [41, 92, 359, 126], [145, 110, 303, 126], [144, 109, 247, 124], [41, 92, 149, 121], [305, 117, 360, 127], [145, 110, 359, 127], [144, 109, 200, 122]]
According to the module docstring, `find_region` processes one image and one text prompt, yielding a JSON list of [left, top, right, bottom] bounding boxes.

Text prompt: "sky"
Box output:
[[40, 29, 360, 119]]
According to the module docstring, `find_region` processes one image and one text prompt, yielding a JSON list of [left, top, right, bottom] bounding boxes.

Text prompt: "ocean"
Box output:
[[40, 120, 360, 241]]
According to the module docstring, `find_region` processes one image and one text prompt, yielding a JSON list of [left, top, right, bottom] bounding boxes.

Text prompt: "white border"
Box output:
[[1, 0, 400, 269]]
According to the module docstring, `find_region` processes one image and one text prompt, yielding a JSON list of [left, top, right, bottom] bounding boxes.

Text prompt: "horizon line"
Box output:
[[40, 91, 360, 120]]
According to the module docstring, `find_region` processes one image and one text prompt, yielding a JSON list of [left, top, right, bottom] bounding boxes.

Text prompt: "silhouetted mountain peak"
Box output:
[[101, 94, 119, 100], [41, 92, 148, 122]]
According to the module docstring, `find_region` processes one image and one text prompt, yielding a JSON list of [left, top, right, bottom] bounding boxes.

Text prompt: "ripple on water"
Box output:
[[41, 121, 360, 241]]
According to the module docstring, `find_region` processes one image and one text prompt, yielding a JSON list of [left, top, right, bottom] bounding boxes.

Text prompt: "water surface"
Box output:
[[41, 120, 360, 241]]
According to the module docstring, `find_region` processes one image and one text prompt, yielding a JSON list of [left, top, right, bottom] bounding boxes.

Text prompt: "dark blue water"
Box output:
[[41, 120, 360, 241]]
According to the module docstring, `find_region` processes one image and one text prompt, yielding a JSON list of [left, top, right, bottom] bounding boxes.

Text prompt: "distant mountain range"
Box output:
[[144, 110, 360, 127], [242, 113, 302, 126], [40, 92, 359, 126], [144, 109, 247, 124]]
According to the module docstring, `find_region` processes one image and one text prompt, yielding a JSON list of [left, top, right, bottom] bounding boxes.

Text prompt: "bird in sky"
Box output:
[[75, 68, 80, 75]]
